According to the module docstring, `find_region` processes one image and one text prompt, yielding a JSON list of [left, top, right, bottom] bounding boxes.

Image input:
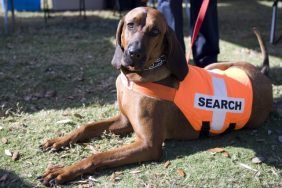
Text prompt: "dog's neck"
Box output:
[[144, 54, 180, 88], [120, 71, 179, 89], [120, 54, 180, 89], [154, 76, 179, 88]]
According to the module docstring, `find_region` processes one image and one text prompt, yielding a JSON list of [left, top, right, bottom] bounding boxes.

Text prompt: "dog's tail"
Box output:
[[253, 27, 270, 76]]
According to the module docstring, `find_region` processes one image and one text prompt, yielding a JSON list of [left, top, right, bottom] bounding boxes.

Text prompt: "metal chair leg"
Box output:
[[79, 0, 86, 19], [10, 0, 15, 31], [43, 0, 50, 23]]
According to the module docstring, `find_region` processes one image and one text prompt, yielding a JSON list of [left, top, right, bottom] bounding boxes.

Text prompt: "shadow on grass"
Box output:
[[0, 169, 34, 187], [0, 13, 120, 115], [164, 114, 282, 168], [270, 66, 282, 85]]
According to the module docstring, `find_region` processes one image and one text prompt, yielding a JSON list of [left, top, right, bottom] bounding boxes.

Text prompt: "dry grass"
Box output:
[[0, 0, 282, 187]]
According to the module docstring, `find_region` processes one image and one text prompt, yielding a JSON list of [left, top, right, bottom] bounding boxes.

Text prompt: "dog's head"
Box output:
[[111, 7, 188, 83]]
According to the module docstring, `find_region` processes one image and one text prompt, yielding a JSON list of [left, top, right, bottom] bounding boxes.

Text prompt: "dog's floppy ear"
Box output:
[[111, 18, 124, 69], [164, 26, 188, 81]]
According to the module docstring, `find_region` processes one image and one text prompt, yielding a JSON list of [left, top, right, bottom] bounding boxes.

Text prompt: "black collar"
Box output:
[[143, 55, 167, 71]]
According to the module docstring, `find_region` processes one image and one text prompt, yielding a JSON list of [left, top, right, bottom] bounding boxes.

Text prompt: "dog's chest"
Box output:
[[116, 75, 143, 112]]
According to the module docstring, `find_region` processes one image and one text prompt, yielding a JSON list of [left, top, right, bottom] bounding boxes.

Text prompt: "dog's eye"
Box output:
[[127, 23, 134, 30], [150, 28, 160, 36]]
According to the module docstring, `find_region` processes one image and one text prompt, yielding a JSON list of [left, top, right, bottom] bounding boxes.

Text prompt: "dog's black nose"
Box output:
[[128, 46, 142, 61], [127, 40, 145, 62]]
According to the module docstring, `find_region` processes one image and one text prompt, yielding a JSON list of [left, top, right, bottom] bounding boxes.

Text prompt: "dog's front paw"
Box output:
[[40, 137, 70, 151], [39, 165, 75, 186]]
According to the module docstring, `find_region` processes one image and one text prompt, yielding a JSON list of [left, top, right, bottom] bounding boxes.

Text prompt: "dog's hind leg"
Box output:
[[40, 114, 132, 151]]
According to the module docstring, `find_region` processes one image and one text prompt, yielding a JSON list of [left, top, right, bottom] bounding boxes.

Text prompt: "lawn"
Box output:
[[0, 0, 282, 187]]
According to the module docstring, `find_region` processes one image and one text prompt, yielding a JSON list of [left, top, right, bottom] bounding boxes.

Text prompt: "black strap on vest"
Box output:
[[199, 122, 236, 138], [221, 123, 236, 135], [199, 121, 210, 138]]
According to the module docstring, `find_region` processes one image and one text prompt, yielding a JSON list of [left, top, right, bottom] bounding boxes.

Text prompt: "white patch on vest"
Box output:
[[194, 77, 245, 131]]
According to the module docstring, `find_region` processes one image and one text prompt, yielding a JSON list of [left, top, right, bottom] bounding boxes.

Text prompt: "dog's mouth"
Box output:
[[122, 55, 166, 73]]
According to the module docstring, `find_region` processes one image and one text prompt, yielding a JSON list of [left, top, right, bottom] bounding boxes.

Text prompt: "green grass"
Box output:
[[1, 0, 282, 187]]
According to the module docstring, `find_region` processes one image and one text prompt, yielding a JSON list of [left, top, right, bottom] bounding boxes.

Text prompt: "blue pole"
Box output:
[[3, 0, 9, 34], [270, 0, 279, 44]]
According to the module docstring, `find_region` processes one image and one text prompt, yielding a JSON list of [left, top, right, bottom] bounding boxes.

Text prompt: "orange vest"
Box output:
[[119, 65, 253, 134]]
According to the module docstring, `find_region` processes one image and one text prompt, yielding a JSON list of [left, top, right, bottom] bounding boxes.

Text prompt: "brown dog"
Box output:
[[39, 7, 272, 186]]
